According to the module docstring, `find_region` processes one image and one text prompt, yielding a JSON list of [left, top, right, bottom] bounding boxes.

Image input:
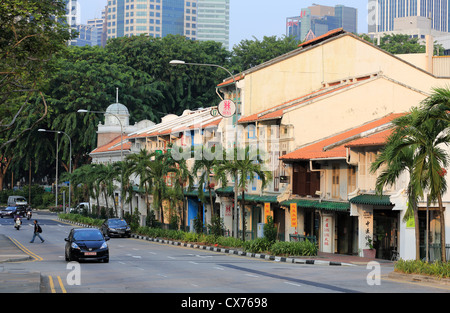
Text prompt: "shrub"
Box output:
[[269, 240, 318, 256], [243, 238, 272, 253], [395, 259, 450, 278], [264, 216, 277, 243]]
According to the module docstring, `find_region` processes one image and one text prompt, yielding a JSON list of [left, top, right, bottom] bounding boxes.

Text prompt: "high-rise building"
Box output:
[[368, 0, 449, 33], [197, 0, 230, 48], [286, 4, 357, 42], [105, 0, 229, 48]]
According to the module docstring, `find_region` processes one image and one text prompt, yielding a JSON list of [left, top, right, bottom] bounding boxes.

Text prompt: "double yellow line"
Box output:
[[48, 275, 67, 293], [8, 236, 43, 262]]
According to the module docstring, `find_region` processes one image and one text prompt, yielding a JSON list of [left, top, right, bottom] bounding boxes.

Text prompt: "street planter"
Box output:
[[363, 249, 376, 259]]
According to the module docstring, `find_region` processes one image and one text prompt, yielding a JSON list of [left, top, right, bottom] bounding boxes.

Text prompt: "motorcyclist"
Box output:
[[14, 214, 22, 230], [26, 208, 32, 220]]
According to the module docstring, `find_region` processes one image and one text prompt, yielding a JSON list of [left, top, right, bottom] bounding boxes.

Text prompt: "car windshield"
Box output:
[[73, 230, 104, 241], [108, 219, 127, 227]]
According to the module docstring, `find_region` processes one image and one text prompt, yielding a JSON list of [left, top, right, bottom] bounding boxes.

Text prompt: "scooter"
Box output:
[[26, 210, 32, 220], [14, 217, 22, 230]]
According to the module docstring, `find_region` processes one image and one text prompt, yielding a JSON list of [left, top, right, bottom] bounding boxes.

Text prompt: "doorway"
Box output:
[[373, 210, 399, 260]]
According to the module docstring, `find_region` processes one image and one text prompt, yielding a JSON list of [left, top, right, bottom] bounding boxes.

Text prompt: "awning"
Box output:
[[215, 186, 234, 195], [280, 199, 349, 212], [237, 194, 278, 204], [183, 189, 216, 198], [349, 194, 393, 206]]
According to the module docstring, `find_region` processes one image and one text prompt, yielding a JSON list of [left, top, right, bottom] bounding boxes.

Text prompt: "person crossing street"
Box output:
[[30, 220, 44, 243]]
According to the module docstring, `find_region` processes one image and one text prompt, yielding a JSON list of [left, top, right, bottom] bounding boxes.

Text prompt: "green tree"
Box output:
[[418, 87, 450, 262], [192, 145, 225, 219], [370, 113, 420, 260], [126, 149, 154, 216], [373, 106, 449, 262], [218, 146, 272, 241], [230, 35, 300, 72], [0, 0, 73, 189]]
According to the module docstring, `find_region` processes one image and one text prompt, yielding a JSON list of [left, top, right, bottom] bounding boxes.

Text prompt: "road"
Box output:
[[1, 212, 449, 298]]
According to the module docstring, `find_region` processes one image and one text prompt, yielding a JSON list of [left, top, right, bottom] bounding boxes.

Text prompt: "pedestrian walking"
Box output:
[[30, 220, 44, 243]]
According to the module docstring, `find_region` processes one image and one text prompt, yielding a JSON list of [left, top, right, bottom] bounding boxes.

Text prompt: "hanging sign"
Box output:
[[290, 203, 297, 228], [264, 202, 271, 223], [218, 99, 236, 118]]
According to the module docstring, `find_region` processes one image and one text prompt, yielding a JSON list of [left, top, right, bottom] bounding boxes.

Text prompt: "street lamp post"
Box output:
[[77, 109, 124, 218], [38, 129, 72, 212], [169, 60, 241, 238]]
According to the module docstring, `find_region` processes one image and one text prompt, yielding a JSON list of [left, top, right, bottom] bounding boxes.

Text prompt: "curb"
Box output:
[[57, 218, 354, 266], [388, 271, 450, 286]]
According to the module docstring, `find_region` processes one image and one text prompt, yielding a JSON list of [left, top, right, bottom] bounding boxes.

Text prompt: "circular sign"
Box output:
[[210, 107, 219, 117], [217, 100, 236, 118]]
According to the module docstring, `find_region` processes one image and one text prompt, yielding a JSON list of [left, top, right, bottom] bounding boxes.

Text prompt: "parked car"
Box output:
[[0, 206, 27, 218], [101, 218, 131, 238], [65, 228, 109, 263], [7, 196, 28, 207]]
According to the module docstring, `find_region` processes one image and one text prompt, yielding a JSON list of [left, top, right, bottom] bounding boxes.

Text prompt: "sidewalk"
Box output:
[[0, 234, 41, 293]]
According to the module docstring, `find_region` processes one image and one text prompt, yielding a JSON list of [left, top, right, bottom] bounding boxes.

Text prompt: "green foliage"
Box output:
[[395, 259, 450, 278], [208, 215, 225, 237], [231, 35, 301, 72], [263, 216, 277, 243], [242, 238, 272, 253], [269, 240, 318, 256]]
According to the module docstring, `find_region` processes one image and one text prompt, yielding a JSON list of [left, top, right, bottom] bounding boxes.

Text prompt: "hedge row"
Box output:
[[59, 213, 318, 257]]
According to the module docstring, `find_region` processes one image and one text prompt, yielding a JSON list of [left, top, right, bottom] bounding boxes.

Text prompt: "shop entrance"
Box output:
[[373, 210, 399, 260], [337, 213, 358, 255]]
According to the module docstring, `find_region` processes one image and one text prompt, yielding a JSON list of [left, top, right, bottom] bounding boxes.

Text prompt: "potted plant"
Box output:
[[363, 235, 376, 258]]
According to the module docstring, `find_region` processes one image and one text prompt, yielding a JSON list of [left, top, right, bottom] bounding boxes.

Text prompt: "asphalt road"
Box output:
[[1, 212, 449, 298]]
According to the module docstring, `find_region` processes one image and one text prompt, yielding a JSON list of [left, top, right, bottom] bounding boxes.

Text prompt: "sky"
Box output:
[[77, 0, 369, 48]]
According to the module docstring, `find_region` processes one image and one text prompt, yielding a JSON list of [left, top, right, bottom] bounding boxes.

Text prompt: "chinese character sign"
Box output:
[[218, 100, 236, 118], [264, 203, 272, 223], [321, 215, 333, 253], [290, 203, 297, 228]]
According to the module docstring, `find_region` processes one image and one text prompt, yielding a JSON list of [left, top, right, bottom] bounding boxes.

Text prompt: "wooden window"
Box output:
[[332, 164, 340, 199]]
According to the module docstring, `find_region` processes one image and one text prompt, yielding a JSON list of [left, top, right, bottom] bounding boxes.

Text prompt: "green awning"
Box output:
[[237, 194, 278, 204], [280, 199, 349, 212], [215, 186, 234, 195], [349, 194, 393, 206]]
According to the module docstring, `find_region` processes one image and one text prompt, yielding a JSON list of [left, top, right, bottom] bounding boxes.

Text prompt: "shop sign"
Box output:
[[218, 99, 236, 118], [264, 202, 272, 222], [225, 205, 232, 217], [290, 203, 297, 228], [322, 215, 332, 253]]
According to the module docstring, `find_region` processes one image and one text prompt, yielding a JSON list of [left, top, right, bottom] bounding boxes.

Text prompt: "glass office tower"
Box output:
[[105, 0, 230, 48], [368, 0, 449, 33]]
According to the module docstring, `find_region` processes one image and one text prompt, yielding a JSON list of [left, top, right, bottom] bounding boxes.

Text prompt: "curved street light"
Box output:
[[77, 109, 124, 218], [169, 60, 241, 238], [38, 129, 72, 212]]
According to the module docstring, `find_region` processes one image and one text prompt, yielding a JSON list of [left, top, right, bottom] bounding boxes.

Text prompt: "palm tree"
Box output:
[[144, 151, 179, 225], [218, 146, 272, 241], [370, 114, 420, 260], [372, 107, 449, 262], [418, 87, 450, 262], [192, 145, 225, 219], [126, 149, 153, 216]]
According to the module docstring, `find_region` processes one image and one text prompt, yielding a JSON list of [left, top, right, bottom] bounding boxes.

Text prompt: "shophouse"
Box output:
[[216, 29, 450, 260]]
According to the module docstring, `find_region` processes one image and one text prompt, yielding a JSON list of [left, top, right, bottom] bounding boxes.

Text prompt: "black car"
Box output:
[[0, 206, 27, 218], [65, 228, 109, 263], [101, 218, 131, 238]]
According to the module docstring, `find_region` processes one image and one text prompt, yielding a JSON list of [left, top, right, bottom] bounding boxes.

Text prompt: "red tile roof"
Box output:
[[91, 135, 131, 154], [298, 28, 345, 48], [280, 113, 404, 161]]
